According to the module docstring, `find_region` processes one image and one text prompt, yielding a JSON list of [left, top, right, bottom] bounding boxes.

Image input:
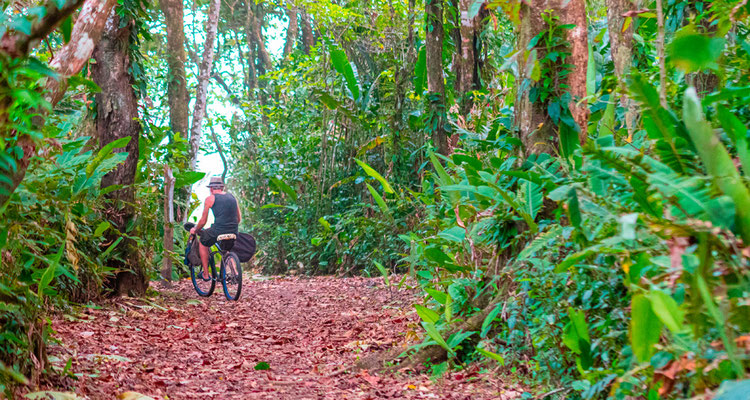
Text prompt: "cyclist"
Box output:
[[190, 176, 242, 280]]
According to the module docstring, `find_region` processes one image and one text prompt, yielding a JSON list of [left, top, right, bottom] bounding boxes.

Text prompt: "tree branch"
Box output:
[[211, 72, 240, 105], [0, 0, 86, 57]]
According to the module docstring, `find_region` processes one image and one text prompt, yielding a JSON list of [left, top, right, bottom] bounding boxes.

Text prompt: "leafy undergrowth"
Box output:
[[23, 276, 522, 399]]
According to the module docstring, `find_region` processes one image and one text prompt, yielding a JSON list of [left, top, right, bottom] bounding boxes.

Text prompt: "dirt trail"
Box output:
[[40, 276, 520, 399]]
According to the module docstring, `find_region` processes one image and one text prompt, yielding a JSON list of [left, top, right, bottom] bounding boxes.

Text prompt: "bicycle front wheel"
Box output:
[[189, 259, 216, 297], [221, 252, 242, 301]]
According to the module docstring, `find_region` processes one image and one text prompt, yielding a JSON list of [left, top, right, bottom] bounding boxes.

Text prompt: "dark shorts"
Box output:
[[199, 227, 220, 247], [200, 227, 238, 247]]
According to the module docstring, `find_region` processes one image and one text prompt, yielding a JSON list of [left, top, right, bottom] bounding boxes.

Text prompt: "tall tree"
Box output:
[[560, 0, 589, 144], [188, 0, 222, 172], [606, 0, 637, 139], [91, 10, 146, 296], [426, 0, 450, 155], [248, 1, 272, 130], [283, 2, 299, 59], [516, 0, 554, 155], [515, 0, 589, 154], [160, 0, 190, 141], [301, 9, 314, 54], [159, 0, 189, 280], [455, 0, 484, 115]]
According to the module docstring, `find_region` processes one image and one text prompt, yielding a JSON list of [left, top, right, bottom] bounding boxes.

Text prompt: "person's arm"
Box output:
[[191, 195, 215, 234]]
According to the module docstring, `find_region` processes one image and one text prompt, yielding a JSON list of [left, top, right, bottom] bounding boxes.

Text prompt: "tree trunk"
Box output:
[[159, 0, 190, 237], [92, 10, 147, 296], [455, 0, 482, 115], [160, 0, 189, 140], [301, 9, 314, 54], [516, 1, 555, 155], [0, 0, 114, 207], [249, 2, 272, 131], [516, 0, 588, 153], [606, 0, 637, 140], [244, 4, 258, 96], [283, 3, 299, 59], [425, 0, 449, 155], [560, 0, 589, 144], [188, 0, 221, 172], [656, 0, 667, 107], [161, 165, 175, 281]]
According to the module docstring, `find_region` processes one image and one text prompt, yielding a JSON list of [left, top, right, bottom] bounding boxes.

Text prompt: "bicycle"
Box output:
[[184, 223, 243, 301]]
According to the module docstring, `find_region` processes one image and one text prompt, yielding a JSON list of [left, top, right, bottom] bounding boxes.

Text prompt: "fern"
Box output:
[[517, 224, 563, 260]]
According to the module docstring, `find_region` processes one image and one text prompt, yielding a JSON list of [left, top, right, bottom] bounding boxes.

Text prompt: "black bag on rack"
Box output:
[[233, 233, 257, 262]]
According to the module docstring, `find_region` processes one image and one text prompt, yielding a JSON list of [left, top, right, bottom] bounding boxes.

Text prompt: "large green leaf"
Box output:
[[586, 40, 595, 97], [355, 159, 394, 194], [597, 98, 616, 137], [85, 136, 131, 177], [330, 46, 360, 100], [422, 322, 452, 353], [415, 304, 440, 324], [269, 176, 298, 202], [476, 347, 505, 365], [366, 183, 392, 218], [630, 294, 662, 363], [683, 87, 750, 242], [669, 28, 725, 73], [414, 47, 426, 96], [648, 172, 735, 231], [647, 289, 684, 334], [174, 171, 206, 189], [519, 179, 542, 221], [562, 308, 592, 370], [425, 288, 448, 305], [716, 105, 750, 177], [38, 246, 64, 298], [373, 261, 390, 287]]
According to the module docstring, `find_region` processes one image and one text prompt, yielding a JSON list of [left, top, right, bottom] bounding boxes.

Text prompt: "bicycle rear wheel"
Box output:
[[221, 252, 242, 301], [189, 259, 216, 297]]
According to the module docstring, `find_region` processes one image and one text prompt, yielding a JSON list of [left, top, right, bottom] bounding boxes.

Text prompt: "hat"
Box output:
[[207, 176, 224, 188]]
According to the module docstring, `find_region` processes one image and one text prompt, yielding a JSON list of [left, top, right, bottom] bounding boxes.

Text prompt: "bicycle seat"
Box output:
[[217, 234, 236, 252]]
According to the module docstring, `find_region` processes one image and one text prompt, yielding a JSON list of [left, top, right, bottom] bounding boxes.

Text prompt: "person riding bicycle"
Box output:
[[190, 176, 242, 279]]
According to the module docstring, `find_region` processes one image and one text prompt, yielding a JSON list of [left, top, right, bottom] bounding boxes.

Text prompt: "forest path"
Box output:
[[43, 276, 520, 399]]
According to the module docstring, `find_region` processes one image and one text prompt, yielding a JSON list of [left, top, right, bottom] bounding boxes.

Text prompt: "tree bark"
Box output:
[[159, 0, 190, 233], [188, 0, 221, 171], [159, 0, 190, 140], [0, 0, 115, 207], [455, 0, 482, 115], [244, 5, 258, 96], [283, 3, 299, 59], [425, 0, 450, 155], [656, 0, 667, 107], [606, 0, 637, 139], [516, 1, 555, 155], [515, 0, 588, 153], [161, 165, 175, 281], [301, 9, 314, 54], [249, 2, 271, 131], [92, 10, 147, 296], [560, 0, 589, 144]]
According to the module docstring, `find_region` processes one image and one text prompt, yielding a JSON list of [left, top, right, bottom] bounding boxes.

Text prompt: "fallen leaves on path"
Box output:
[[32, 276, 521, 399]]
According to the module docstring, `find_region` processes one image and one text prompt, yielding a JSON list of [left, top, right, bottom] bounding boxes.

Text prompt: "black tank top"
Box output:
[[211, 192, 239, 233]]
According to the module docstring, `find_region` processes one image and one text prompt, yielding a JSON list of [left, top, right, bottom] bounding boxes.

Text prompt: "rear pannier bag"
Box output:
[[233, 233, 257, 262]]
